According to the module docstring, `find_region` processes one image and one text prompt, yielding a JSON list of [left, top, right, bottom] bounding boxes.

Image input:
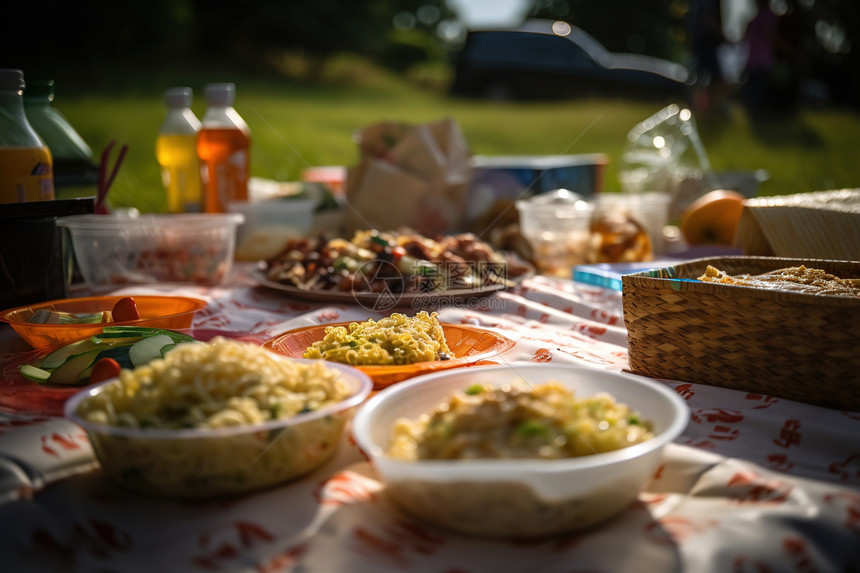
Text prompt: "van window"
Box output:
[[465, 32, 598, 74]]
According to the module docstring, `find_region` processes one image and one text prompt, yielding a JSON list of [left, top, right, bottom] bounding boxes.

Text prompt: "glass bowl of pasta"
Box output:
[[352, 364, 689, 538], [263, 313, 515, 389], [64, 338, 373, 498]]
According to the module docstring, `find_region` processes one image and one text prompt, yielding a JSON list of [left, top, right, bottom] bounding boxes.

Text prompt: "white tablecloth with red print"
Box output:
[[0, 263, 857, 572]]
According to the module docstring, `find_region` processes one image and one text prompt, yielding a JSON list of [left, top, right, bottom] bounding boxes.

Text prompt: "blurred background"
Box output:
[[3, 0, 859, 212]]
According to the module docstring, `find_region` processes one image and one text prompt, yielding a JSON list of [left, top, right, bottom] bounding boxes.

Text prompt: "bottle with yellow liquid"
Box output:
[[0, 69, 54, 204], [156, 87, 202, 212]]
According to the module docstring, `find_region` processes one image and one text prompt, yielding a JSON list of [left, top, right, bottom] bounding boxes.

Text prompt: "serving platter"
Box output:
[[251, 268, 508, 311], [0, 329, 265, 416], [262, 322, 515, 389]]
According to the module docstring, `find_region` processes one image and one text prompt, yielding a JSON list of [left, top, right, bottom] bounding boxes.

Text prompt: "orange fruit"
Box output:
[[680, 190, 746, 245]]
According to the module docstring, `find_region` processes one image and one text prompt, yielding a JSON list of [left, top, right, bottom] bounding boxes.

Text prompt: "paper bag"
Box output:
[[344, 118, 472, 236]]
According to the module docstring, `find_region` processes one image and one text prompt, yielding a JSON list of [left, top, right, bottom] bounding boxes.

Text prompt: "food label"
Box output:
[[0, 146, 55, 203]]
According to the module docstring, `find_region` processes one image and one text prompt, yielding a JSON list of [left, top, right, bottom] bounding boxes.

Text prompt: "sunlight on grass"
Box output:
[[53, 61, 860, 213]]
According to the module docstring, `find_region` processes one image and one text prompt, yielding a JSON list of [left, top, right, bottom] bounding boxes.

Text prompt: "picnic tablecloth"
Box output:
[[0, 263, 858, 572]]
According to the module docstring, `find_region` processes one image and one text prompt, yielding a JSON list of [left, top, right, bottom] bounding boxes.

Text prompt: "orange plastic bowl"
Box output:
[[262, 322, 515, 389], [0, 295, 207, 348]]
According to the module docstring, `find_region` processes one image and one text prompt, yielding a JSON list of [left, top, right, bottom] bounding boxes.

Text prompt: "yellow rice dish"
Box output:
[[388, 380, 653, 460], [78, 337, 352, 429], [303, 311, 454, 366]]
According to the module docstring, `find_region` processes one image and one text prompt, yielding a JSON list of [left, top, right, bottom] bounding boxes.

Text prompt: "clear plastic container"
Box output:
[[156, 87, 203, 213], [0, 69, 54, 203], [198, 83, 251, 213], [227, 197, 317, 261], [56, 213, 244, 290], [594, 191, 672, 255], [516, 189, 594, 278]]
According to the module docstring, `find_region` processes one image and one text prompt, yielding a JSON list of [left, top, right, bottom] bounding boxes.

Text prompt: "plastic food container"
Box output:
[[227, 198, 316, 261], [57, 213, 243, 290], [65, 358, 373, 497], [516, 189, 595, 278], [594, 191, 672, 255], [0, 294, 206, 348], [352, 364, 688, 538]]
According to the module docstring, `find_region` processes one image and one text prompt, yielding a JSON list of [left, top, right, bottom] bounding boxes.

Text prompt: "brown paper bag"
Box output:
[[343, 117, 472, 236]]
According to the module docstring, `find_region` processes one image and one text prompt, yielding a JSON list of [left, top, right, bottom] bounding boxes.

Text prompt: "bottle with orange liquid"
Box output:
[[197, 83, 251, 213], [156, 87, 203, 212], [0, 69, 54, 204]]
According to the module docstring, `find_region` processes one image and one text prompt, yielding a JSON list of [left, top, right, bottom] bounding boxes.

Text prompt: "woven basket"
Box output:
[[622, 256, 860, 410]]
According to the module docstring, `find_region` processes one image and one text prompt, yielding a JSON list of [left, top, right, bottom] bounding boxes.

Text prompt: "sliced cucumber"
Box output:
[[58, 311, 109, 325], [49, 350, 102, 385], [27, 309, 53, 324], [159, 343, 178, 357], [128, 334, 175, 368], [101, 326, 196, 343], [40, 339, 104, 370], [20, 364, 51, 383], [92, 346, 135, 370], [91, 330, 159, 340]]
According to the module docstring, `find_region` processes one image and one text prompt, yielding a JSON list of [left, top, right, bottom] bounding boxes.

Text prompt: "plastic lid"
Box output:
[[164, 87, 193, 108], [516, 189, 592, 211], [204, 83, 235, 107], [0, 68, 25, 92]]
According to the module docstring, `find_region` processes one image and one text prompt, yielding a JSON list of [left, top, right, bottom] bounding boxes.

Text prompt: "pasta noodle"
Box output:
[[303, 311, 454, 366], [388, 380, 653, 460], [78, 337, 352, 429], [74, 338, 359, 497]]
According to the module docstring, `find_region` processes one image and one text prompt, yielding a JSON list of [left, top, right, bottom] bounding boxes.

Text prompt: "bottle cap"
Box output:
[[0, 69, 26, 92], [164, 87, 193, 108], [204, 83, 236, 107]]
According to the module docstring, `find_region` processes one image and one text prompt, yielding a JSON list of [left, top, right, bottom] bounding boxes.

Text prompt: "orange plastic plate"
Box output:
[[0, 295, 207, 349], [262, 322, 515, 389], [0, 328, 264, 416]]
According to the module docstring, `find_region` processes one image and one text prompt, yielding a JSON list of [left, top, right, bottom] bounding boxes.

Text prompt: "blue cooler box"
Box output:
[[466, 154, 608, 224]]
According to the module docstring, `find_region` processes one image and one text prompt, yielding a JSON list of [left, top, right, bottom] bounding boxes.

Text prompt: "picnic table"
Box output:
[[0, 261, 857, 572]]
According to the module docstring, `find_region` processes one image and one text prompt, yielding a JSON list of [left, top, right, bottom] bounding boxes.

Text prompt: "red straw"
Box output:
[[95, 141, 128, 214]]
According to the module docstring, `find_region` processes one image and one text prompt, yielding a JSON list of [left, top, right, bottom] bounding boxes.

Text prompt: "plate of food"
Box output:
[[0, 327, 264, 415], [254, 229, 533, 311], [262, 311, 515, 388], [0, 295, 207, 348]]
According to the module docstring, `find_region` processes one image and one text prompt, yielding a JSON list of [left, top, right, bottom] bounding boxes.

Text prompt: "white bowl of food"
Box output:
[[65, 338, 372, 497], [352, 364, 689, 538]]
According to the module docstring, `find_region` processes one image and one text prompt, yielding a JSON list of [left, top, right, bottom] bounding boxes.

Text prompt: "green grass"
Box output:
[[52, 60, 860, 213]]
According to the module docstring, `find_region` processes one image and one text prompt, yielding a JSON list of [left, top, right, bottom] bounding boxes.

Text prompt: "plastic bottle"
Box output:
[[24, 79, 99, 199], [197, 83, 251, 213], [0, 69, 54, 203], [156, 87, 203, 213]]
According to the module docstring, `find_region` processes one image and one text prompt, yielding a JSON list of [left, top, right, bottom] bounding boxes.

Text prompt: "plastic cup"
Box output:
[[516, 189, 595, 278], [595, 192, 671, 254]]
